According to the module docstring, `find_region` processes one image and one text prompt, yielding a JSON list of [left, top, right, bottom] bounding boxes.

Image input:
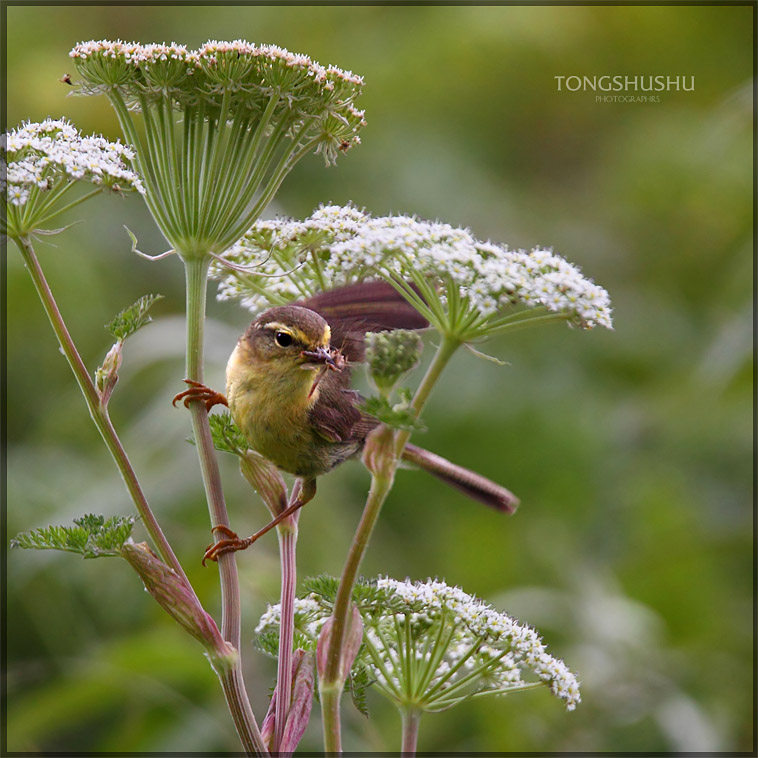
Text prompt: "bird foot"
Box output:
[[173, 379, 228, 412], [202, 525, 254, 565]]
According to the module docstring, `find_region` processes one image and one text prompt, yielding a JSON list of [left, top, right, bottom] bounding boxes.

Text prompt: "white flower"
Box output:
[[69, 40, 366, 165], [2, 118, 145, 207], [255, 576, 581, 713], [213, 204, 613, 337]]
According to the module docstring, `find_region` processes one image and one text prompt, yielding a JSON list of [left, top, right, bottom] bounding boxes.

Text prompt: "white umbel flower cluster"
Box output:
[[69, 40, 366, 164], [255, 576, 580, 713], [70, 38, 364, 87], [255, 594, 328, 640], [214, 204, 612, 336], [371, 577, 581, 711], [2, 118, 144, 206]]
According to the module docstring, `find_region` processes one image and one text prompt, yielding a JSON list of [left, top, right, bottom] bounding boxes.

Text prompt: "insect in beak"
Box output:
[[301, 346, 342, 371], [302, 346, 345, 399]]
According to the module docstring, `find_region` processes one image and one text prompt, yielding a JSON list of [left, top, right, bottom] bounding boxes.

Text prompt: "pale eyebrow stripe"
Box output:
[[262, 321, 331, 345], [263, 321, 294, 333]]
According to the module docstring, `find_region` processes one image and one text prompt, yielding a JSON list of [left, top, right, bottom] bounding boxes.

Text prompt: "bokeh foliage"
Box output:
[[6, 4, 752, 753]]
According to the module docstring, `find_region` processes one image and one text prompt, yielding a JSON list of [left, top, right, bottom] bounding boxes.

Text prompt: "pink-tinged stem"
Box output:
[[15, 235, 187, 584], [274, 484, 301, 753], [183, 256, 267, 755], [400, 708, 421, 754]]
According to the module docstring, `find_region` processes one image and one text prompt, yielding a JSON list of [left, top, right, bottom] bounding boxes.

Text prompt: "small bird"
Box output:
[[175, 282, 518, 561]]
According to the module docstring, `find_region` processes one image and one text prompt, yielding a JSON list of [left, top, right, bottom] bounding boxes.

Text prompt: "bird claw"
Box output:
[[173, 379, 228, 412], [202, 525, 253, 565]]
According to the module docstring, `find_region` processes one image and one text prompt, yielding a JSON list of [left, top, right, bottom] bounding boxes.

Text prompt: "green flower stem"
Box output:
[[324, 474, 394, 684], [320, 471, 394, 753], [205, 94, 280, 241], [362, 636, 404, 701], [374, 621, 407, 692], [182, 255, 267, 756], [483, 308, 570, 337], [397, 614, 412, 699], [428, 681, 545, 711], [31, 187, 102, 229], [6, 182, 101, 239], [107, 91, 175, 241], [400, 707, 421, 755], [413, 614, 456, 698], [219, 133, 320, 252], [20, 179, 73, 226], [394, 334, 462, 457], [157, 99, 185, 234], [422, 641, 489, 703], [320, 680, 343, 754], [182, 256, 239, 642], [14, 235, 187, 585], [462, 681, 545, 702], [321, 335, 461, 751]]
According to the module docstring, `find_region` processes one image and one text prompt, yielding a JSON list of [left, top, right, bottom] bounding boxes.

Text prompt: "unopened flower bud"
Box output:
[[365, 329, 424, 395], [239, 450, 289, 518], [95, 341, 122, 406], [121, 541, 235, 667], [317, 603, 363, 685], [361, 423, 397, 478], [285, 650, 316, 752], [260, 649, 315, 752]]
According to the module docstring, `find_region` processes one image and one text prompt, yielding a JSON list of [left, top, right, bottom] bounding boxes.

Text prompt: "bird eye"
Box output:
[[274, 331, 293, 347]]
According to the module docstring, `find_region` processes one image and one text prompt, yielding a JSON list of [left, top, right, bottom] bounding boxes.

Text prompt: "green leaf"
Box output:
[[254, 631, 281, 658], [358, 388, 426, 433], [209, 411, 249, 456], [11, 514, 136, 559], [347, 661, 373, 717], [303, 574, 341, 603], [106, 294, 163, 341]]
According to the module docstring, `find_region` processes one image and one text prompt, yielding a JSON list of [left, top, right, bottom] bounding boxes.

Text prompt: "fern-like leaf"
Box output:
[[106, 294, 163, 341], [11, 514, 136, 558]]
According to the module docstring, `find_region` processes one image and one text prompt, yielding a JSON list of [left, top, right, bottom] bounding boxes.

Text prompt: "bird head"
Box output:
[[243, 305, 342, 373]]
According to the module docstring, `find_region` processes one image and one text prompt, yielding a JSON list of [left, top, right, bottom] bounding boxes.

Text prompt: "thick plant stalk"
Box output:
[[401, 708, 421, 754], [320, 336, 461, 752], [182, 256, 267, 756], [217, 669, 267, 756], [18, 234, 266, 755], [319, 683, 343, 754], [182, 256, 241, 644], [320, 469, 393, 753], [15, 235, 187, 584]]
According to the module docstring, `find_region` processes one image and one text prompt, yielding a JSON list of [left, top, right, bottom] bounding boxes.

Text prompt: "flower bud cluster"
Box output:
[[69, 40, 366, 163], [365, 330, 424, 394], [214, 204, 612, 334], [2, 118, 144, 206]]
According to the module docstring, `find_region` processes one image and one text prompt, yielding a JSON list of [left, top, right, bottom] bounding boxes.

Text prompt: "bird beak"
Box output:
[[301, 346, 340, 370]]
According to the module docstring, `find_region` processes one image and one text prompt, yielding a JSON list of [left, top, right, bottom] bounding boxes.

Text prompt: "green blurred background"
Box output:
[[6, 4, 753, 753]]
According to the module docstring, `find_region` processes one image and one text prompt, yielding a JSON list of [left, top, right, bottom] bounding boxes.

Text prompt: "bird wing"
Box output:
[[308, 383, 379, 444], [298, 280, 425, 445], [295, 280, 428, 362]]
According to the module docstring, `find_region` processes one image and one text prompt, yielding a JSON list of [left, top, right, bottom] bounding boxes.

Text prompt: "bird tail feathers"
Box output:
[[401, 443, 519, 514]]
